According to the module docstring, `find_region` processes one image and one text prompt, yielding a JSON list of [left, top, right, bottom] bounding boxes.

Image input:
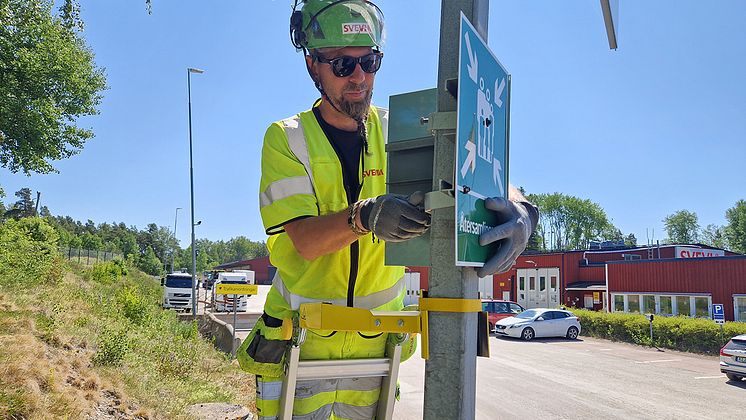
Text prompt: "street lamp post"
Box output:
[[172, 207, 181, 272], [187, 67, 204, 318]]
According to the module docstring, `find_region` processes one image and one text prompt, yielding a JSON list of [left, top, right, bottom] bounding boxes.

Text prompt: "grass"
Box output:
[[0, 259, 255, 419]]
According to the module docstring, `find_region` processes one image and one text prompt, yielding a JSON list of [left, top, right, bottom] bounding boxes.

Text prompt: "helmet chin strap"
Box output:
[[305, 55, 371, 155]]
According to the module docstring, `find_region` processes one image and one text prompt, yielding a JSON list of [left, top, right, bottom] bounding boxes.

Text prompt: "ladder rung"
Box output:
[[296, 358, 393, 381]]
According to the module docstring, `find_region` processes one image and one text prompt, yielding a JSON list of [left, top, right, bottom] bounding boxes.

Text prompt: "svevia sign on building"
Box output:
[[455, 13, 510, 266]]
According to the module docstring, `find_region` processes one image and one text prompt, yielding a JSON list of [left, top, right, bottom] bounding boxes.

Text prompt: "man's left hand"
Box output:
[[477, 198, 539, 277]]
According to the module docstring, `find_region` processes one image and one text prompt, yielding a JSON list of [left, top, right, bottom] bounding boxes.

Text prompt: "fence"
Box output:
[[58, 246, 123, 266]]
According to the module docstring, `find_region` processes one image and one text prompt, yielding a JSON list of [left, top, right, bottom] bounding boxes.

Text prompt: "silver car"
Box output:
[[720, 334, 746, 382], [495, 308, 581, 341]]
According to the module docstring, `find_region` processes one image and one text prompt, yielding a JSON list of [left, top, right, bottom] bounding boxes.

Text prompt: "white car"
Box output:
[[720, 334, 746, 382], [495, 308, 581, 341]]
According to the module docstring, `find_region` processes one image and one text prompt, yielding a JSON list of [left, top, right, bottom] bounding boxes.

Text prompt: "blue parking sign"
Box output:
[[713, 304, 725, 324]]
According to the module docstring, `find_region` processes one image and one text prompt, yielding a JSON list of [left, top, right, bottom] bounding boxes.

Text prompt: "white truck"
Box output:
[[161, 272, 194, 312], [211, 271, 255, 312]]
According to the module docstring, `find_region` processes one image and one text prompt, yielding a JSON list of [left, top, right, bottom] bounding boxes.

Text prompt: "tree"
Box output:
[[4, 188, 36, 219], [663, 210, 699, 244], [701, 224, 727, 249], [529, 192, 616, 250], [136, 246, 163, 276], [624, 233, 637, 247], [0, 0, 106, 175], [724, 200, 746, 254]]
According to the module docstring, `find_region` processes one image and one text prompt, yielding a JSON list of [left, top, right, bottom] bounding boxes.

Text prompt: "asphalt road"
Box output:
[[394, 335, 745, 419]]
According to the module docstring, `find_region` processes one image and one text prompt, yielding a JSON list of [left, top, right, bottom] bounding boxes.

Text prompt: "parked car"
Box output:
[[482, 300, 524, 332], [720, 334, 746, 382], [495, 308, 581, 341]]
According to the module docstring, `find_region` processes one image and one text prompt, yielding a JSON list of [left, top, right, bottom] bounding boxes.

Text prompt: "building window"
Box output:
[[643, 295, 656, 313], [735, 296, 746, 322], [628, 295, 640, 313], [694, 297, 710, 318], [659, 296, 673, 316], [612, 293, 711, 319], [550, 276, 557, 291], [676, 296, 691, 317], [529, 276, 535, 291], [539, 276, 546, 292], [623, 254, 641, 261], [519, 277, 525, 291]]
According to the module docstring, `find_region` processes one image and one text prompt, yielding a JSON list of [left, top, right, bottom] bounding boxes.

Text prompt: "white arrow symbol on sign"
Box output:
[[460, 140, 476, 178], [493, 158, 504, 196], [494, 77, 506, 108], [464, 33, 478, 83]]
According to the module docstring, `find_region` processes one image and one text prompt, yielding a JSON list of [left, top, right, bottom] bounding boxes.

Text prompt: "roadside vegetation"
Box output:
[[571, 308, 746, 355], [0, 217, 254, 419]]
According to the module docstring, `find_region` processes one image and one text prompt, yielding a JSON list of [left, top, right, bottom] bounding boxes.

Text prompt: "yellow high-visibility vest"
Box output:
[[258, 104, 405, 322]]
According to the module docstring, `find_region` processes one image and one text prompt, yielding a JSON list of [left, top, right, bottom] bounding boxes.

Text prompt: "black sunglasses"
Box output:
[[313, 51, 383, 77]]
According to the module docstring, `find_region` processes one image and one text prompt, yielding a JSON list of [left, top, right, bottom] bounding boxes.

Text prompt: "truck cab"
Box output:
[[162, 273, 194, 312], [211, 271, 254, 312]]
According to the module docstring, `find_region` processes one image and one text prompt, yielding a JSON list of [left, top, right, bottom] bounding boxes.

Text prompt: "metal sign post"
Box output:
[[424, 1, 489, 419], [713, 303, 725, 345]]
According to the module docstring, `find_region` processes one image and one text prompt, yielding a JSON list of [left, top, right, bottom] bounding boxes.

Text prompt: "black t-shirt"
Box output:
[[313, 107, 363, 203]]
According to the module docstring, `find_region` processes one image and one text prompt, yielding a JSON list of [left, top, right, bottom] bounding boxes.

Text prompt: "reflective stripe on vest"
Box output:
[[256, 378, 283, 401], [295, 377, 382, 399], [290, 402, 378, 420], [283, 116, 315, 187], [260, 175, 315, 208], [271, 270, 405, 311]]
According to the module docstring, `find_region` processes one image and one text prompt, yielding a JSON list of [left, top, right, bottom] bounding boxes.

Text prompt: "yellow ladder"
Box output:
[[277, 298, 484, 419]]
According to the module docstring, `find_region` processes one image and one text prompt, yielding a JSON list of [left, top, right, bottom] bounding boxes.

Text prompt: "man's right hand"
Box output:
[[358, 191, 431, 242]]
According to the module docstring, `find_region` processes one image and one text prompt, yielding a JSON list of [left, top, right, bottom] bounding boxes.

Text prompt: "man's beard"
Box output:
[[336, 82, 372, 121]]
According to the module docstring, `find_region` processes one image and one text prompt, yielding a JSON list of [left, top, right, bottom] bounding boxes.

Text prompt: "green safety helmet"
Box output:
[[290, 0, 386, 51]]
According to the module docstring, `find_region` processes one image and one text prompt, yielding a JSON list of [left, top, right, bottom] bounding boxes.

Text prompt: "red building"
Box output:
[[488, 244, 745, 322], [214, 255, 274, 285]]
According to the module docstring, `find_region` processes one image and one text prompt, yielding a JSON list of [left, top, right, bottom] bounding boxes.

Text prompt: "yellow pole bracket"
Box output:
[[298, 297, 482, 360], [299, 303, 421, 334], [418, 297, 482, 359]]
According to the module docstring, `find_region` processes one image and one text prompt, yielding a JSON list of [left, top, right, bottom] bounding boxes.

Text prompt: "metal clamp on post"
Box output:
[[418, 296, 482, 359], [297, 300, 482, 360], [299, 303, 421, 334]]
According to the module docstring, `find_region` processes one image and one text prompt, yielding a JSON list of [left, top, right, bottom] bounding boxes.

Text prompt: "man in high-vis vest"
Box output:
[[240, 1, 539, 419]]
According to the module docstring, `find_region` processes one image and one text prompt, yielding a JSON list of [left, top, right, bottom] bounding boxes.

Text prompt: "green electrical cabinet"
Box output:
[[385, 88, 437, 267]]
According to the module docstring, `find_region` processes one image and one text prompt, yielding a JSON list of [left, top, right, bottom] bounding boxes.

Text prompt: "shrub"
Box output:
[[117, 287, 150, 326], [0, 218, 60, 287], [92, 329, 130, 367], [86, 259, 127, 284], [570, 309, 746, 354]]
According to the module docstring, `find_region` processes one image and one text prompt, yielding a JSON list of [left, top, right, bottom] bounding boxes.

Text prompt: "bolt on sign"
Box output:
[[455, 12, 510, 266]]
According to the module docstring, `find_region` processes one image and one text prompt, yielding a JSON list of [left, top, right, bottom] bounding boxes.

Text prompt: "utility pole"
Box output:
[[187, 67, 204, 319], [35, 191, 41, 215], [423, 1, 489, 419]]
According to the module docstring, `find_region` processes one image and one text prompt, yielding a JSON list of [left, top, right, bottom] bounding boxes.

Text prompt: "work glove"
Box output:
[[477, 198, 539, 277], [358, 191, 431, 242]]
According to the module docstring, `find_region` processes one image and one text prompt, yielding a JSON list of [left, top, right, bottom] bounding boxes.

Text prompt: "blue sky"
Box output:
[[1, 0, 744, 248]]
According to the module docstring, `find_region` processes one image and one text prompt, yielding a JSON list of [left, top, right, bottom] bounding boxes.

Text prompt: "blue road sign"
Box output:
[[713, 304, 725, 324], [455, 12, 510, 266]]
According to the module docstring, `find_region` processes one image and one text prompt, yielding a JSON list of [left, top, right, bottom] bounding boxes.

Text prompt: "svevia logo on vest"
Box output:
[[363, 169, 384, 178]]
